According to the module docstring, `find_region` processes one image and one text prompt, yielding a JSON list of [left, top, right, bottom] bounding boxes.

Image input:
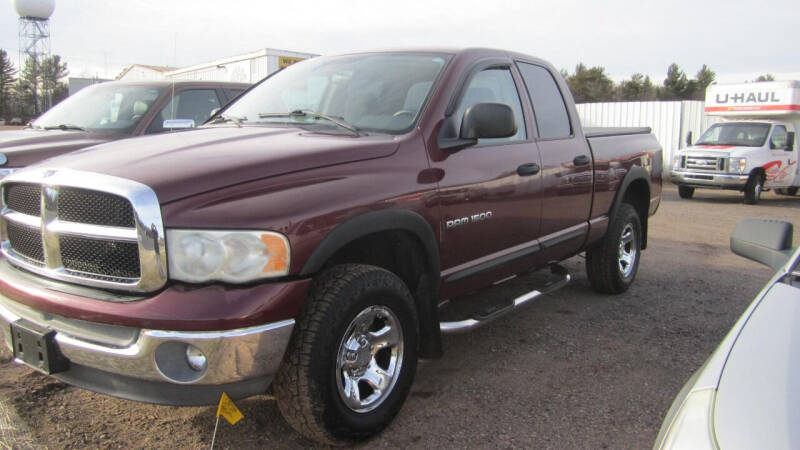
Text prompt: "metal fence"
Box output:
[[576, 101, 721, 170]]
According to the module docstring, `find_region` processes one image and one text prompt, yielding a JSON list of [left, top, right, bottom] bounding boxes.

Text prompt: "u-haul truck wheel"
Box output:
[[744, 173, 764, 204]]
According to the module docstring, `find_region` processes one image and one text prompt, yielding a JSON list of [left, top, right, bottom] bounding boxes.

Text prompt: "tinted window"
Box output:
[[224, 88, 246, 101], [146, 89, 221, 134], [518, 63, 571, 139], [770, 125, 787, 149], [455, 67, 526, 143]]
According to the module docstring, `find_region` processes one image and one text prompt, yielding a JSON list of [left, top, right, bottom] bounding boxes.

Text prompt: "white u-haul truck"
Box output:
[[671, 81, 800, 204]]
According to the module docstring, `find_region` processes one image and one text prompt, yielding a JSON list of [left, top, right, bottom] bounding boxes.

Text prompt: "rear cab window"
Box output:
[[516, 62, 572, 140]]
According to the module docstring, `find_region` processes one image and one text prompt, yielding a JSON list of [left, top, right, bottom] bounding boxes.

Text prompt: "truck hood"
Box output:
[[713, 282, 800, 449], [0, 129, 117, 168], [36, 126, 400, 204]]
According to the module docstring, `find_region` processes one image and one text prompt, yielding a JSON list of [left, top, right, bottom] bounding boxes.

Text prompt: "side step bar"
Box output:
[[439, 265, 571, 334]]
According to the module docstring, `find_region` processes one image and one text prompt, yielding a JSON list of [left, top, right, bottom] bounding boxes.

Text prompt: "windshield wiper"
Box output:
[[209, 114, 246, 127], [257, 110, 359, 136], [43, 124, 86, 132]]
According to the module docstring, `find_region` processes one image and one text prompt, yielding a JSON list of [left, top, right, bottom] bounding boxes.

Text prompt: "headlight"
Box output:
[[0, 168, 18, 179], [673, 155, 683, 169], [728, 157, 747, 174], [656, 389, 718, 450], [166, 229, 290, 283]]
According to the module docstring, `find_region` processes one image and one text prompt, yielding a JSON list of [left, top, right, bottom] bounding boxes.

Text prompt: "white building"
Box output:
[[165, 48, 317, 84], [116, 64, 178, 81]]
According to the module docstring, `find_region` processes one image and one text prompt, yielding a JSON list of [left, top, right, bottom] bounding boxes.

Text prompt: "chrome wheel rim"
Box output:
[[335, 305, 404, 413], [618, 223, 637, 278]]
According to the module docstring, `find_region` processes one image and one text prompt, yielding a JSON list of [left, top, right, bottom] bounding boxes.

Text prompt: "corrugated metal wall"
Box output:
[[576, 101, 722, 169]]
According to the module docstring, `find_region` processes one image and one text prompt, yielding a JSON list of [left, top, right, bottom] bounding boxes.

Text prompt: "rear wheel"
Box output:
[[743, 174, 763, 204], [789, 187, 799, 196], [274, 264, 418, 445], [678, 185, 694, 199], [586, 203, 642, 294]]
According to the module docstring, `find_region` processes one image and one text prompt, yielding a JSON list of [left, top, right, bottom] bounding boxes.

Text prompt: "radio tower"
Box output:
[[14, 0, 56, 115]]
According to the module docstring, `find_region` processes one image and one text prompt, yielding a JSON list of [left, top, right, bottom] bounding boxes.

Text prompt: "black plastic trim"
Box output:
[[445, 243, 541, 283]]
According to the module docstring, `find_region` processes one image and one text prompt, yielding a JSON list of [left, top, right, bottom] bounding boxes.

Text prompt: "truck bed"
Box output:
[[584, 127, 652, 138]]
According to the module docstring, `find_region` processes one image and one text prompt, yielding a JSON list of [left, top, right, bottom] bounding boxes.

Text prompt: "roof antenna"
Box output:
[[170, 33, 177, 120]]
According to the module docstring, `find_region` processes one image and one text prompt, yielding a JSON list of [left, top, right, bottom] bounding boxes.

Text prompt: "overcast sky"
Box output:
[[1, 0, 798, 83]]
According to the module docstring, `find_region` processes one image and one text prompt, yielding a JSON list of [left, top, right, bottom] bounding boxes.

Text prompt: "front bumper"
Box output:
[[0, 293, 294, 405], [670, 170, 748, 189]]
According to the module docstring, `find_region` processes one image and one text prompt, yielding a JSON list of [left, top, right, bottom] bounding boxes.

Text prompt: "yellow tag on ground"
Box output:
[[216, 392, 244, 425]]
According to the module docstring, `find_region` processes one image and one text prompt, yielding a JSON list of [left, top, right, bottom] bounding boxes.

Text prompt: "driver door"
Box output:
[[765, 125, 795, 187]]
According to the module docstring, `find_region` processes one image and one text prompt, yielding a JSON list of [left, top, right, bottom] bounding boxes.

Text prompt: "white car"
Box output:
[[654, 219, 799, 449]]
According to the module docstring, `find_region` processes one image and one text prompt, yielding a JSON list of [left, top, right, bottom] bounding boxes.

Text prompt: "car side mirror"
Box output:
[[685, 131, 693, 147], [730, 219, 795, 270], [163, 119, 196, 130], [460, 102, 517, 140], [787, 132, 795, 151]]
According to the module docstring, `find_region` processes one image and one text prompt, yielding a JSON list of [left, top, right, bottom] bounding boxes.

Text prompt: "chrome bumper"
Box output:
[[670, 170, 748, 188], [0, 294, 293, 386]]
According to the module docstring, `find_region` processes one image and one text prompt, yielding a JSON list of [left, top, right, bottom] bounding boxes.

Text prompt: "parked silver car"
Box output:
[[654, 219, 799, 449]]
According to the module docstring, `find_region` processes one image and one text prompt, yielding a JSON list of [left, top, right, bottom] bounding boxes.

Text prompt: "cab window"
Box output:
[[455, 67, 526, 144], [146, 89, 222, 134], [770, 125, 787, 149]]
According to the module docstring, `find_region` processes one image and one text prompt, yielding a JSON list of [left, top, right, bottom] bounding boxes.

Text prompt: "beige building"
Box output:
[[116, 64, 178, 81], [164, 48, 317, 84]]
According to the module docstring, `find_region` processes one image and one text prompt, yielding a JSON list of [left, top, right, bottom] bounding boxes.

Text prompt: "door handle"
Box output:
[[573, 155, 590, 166], [517, 163, 540, 176]]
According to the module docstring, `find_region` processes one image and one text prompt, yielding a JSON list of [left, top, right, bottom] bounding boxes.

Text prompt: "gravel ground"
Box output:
[[0, 183, 797, 449]]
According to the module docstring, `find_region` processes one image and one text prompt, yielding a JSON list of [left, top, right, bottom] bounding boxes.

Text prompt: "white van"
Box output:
[[671, 81, 800, 203]]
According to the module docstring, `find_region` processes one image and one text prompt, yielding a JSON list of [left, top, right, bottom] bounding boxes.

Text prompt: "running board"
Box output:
[[439, 265, 571, 334]]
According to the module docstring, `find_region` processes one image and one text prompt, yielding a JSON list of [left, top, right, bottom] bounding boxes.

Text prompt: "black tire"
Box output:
[[274, 264, 419, 445], [744, 173, 763, 204], [586, 203, 642, 294], [789, 187, 798, 196], [775, 188, 788, 195], [678, 185, 694, 199]]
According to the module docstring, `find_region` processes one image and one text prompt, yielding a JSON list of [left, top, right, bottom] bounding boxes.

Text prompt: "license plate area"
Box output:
[[10, 320, 69, 374]]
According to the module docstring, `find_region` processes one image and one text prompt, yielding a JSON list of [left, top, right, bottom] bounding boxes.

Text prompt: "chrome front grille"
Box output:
[[684, 156, 724, 172], [0, 169, 167, 293]]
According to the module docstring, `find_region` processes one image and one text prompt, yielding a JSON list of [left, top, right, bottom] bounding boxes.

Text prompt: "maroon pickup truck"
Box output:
[[0, 80, 249, 176], [0, 48, 661, 444]]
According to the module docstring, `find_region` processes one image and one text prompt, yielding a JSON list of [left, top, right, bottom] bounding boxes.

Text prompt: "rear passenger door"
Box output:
[[432, 64, 543, 295], [516, 62, 592, 253], [144, 89, 222, 134]]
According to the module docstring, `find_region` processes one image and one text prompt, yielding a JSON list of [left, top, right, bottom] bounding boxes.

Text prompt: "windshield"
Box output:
[[220, 53, 450, 134], [696, 123, 771, 147], [33, 84, 164, 134]]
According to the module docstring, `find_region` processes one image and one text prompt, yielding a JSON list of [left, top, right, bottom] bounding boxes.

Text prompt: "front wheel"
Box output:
[[744, 174, 763, 204], [586, 203, 642, 294], [678, 185, 694, 199], [274, 264, 418, 445]]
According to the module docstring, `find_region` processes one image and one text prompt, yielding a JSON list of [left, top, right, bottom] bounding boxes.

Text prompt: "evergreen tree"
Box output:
[[0, 49, 17, 118], [693, 65, 715, 100], [564, 63, 615, 103], [616, 73, 657, 101], [753, 74, 775, 82]]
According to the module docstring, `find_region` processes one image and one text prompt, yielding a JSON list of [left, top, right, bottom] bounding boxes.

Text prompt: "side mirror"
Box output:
[[460, 102, 517, 140], [787, 132, 795, 151], [730, 219, 795, 270], [209, 107, 220, 117], [163, 119, 196, 130], [685, 131, 693, 147]]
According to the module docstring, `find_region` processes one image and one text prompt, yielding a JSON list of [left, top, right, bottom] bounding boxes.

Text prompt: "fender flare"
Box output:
[[299, 209, 443, 358], [299, 209, 441, 279], [608, 166, 652, 248]]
